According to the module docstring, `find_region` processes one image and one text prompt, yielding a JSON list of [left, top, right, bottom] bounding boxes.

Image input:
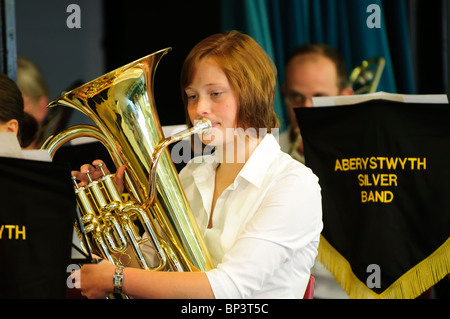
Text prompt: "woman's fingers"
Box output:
[[71, 160, 126, 192]]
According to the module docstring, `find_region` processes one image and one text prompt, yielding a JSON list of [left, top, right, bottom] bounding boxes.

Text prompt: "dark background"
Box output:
[[10, 0, 450, 128], [14, 0, 221, 127], [102, 1, 221, 126]]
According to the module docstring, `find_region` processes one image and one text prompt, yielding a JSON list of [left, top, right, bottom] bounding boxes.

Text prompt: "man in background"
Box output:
[[16, 57, 50, 148], [17, 57, 78, 148], [282, 44, 353, 163]]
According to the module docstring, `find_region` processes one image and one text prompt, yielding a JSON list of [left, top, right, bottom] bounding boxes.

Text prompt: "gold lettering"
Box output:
[[409, 158, 417, 169], [337, 157, 427, 171], [370, 174, 398, 186], [342, 159, 349, 171], [358, 174, 366, 186], [398, 157, 407, 170], [389, 174, 397, 186], [361, 190, 394, 203], [361, 157, 369, 170], [5, 225, 14, 239], [375, 190, 383, 202], [361, 190, 367, 202], [385, 157, 398, 170], [377, 157, 386, 169], [349, 158, 355, 170], [384, 191, 394, 203], [372, 174, 380, 186], [369, 157, 377, 169], [335, 159, 343, 171], [417, 158, 426, 170], [15, 225, 26, 240], [0, 225, 27, 240]]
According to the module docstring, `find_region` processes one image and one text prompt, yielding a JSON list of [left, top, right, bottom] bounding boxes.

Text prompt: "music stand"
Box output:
[[71, 206, 101, 265], [0, 156, 77, 298]]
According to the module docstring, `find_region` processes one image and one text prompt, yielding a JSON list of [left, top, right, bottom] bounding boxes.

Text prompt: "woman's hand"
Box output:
[[71, 159, 127, 193], [76, 260, 116, 299]]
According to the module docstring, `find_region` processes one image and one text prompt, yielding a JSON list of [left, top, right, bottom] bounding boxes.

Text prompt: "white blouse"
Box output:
[[179, 134, 323, 298]]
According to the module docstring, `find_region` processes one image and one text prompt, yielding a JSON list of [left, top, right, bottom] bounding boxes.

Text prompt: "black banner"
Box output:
[[296, 100, 450, 298], [0, 157, 76, 298]]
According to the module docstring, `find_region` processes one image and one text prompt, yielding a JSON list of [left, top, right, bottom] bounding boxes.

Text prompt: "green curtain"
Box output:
[[221, 0, 415, 133]]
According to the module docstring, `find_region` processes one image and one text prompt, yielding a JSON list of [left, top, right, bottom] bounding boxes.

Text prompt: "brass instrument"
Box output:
[[349, 57, 386, 94], [41, 48, 214, 274]]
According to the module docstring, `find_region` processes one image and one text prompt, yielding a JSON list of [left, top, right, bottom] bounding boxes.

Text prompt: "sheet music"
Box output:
[[0, 132, 23, 158], [0, 132, 51, 162], [21, 149, 52, 162], [313, 91, 449, 107]]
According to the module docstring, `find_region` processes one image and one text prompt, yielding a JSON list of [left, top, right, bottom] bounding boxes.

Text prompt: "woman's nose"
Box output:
[[195, 97, 211, 116]]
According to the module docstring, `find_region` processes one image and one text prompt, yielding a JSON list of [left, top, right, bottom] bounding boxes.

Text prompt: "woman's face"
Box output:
[[185, 57, 239, 147]]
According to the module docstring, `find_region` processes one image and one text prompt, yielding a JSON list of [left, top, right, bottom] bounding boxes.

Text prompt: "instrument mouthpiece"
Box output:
[[198, 118, 212, 134]]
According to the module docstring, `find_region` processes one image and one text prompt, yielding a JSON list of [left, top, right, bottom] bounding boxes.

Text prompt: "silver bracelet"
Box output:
[[113, 265, 125, 294]]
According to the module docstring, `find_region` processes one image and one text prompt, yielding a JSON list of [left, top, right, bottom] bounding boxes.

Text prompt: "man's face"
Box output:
[[283, 53, 344, 135]]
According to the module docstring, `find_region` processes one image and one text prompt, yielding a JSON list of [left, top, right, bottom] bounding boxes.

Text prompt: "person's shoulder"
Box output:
[[277, 151, 316, 176]]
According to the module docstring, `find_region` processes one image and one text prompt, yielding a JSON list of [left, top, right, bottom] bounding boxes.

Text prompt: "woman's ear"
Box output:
[[5, 119, 19, 134]]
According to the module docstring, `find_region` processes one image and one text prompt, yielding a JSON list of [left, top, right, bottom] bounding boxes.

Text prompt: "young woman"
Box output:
[[0, 73, 38, 148], [74, 30, 323, 299]]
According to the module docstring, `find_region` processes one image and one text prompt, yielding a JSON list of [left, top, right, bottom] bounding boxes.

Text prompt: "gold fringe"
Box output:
[[318, 235, 450, 299]]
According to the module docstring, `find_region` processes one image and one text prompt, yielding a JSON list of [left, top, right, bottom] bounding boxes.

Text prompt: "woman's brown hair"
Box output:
[[180, 30, 279, 133], [0, 73, 38, 148]]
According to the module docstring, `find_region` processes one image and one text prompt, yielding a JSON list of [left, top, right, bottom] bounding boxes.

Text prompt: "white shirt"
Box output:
[[179, 134, 323, 298]]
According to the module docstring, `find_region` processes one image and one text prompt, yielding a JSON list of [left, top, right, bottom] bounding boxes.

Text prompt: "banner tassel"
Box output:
[[318, 235, 450, 299]]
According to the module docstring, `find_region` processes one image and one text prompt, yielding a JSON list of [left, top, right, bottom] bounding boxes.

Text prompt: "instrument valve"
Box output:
[[86, 169, 101, 189], [72, 176, 79, 189], [97, 163, 114, 182], [97, 163, 106, 176], [72, 176, 87, 194], [86, 169, 94, 184]]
